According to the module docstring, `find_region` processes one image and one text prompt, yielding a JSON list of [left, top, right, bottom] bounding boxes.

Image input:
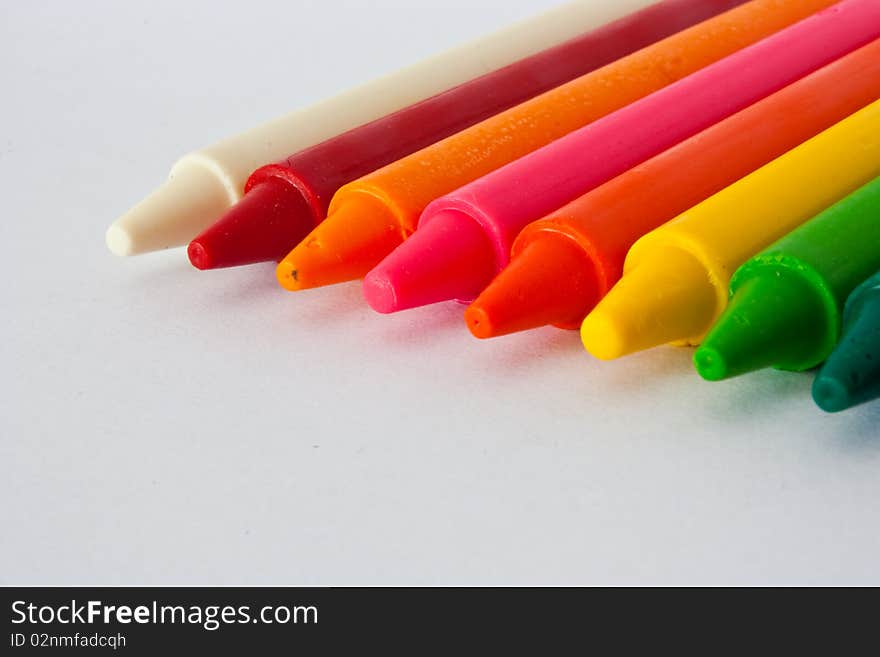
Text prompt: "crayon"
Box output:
[[695, 177, 880, 381], [187, 0, 742, 270], [105, 0, 655, 256], [466, 39, 880, 338], [276, 0, 838, 293], [363, 0, 880, 314], [579, 99, 880, 360], [813, 270, 880, 412]]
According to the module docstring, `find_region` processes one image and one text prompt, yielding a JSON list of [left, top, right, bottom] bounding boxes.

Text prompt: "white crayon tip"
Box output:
[[105, 225, 135, 256], [105, 163, 236, 256]]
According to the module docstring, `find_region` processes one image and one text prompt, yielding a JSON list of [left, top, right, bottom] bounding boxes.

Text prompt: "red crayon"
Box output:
[[187, 0, 745, 270]]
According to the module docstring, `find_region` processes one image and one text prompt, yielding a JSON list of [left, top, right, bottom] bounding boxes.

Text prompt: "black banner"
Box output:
[[1, 587, 600, 652]]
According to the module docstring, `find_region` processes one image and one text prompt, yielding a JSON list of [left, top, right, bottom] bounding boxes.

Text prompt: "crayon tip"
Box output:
[[578, 309, 629, 361], [276, 196, 404, 291], [811, 376, 851, 413], [363, 210, 496, 313], [580, 246, 718, 359], [465, 233, 597, 338], [106, 164, 232, 256], [812, 286, 880, 412], [187, 240, 212, 270], [187, 177, 315, 270], [464, 305, 496, 340], [695, 268, 831, 381], [691, 346, 730, 382], [105, 224, 134, 257]]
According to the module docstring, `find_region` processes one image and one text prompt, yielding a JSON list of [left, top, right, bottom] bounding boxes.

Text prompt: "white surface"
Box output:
[[1, 0, 878, 586]]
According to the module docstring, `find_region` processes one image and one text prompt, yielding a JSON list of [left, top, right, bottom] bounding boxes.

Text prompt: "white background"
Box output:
[[2, 0, 878, 585]]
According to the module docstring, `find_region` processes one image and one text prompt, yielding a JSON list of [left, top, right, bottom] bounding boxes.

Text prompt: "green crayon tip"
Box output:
[[813, 273, 880, 413], [695, 266, 833, 381]]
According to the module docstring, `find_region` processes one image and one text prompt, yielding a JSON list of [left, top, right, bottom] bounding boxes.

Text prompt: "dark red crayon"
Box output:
[[187, 0, 745, 270]]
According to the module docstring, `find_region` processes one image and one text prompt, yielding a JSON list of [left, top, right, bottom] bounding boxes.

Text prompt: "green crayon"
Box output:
[[812, 269, 880, 412], [694, 175, 880, 381]]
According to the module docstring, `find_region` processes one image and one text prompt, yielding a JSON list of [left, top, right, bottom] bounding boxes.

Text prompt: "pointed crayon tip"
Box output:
[[107, 165, 232, 256], [187, 240, 212, 270], [579, 307, 630, 360], [363, 210, 496, 313], [464, 305, 496, 340], [276, 196, 404, 291], [580, 246, 718, 359], [695, 267, 831, 381], [105, 225, 135, 257], [187, 177, 314, 270], [812, 376, 852, 413], [465, 233, 598, 339], [692, 346, 729, 382]]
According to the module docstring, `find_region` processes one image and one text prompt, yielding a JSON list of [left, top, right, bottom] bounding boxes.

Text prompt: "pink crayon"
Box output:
[[363, 0, 880, 314]]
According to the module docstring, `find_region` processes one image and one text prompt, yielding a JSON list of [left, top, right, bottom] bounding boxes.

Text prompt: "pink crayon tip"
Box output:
[[362, 210, 497, 313]]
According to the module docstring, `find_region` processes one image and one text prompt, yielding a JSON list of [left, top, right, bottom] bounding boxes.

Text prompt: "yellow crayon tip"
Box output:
[[579, 308, 629, 360], [580, 246, 719, 359]]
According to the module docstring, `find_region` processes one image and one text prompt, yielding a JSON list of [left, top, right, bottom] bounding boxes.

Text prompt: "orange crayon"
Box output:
[[276, 0, 837, 292], [467, 38, 880, 338]]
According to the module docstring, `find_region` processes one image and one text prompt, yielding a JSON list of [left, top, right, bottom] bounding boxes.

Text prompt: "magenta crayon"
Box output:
[[188, 0, 744, 270], [362, 0, 880, 314]]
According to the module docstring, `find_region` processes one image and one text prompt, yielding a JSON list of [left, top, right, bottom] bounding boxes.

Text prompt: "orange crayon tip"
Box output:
[[465, 233, 598, 339], [276, 196, 405, 292]]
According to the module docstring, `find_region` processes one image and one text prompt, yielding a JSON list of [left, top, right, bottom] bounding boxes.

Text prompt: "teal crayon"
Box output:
[[813, 269, 880, 413], [695, 176, 880, 381]]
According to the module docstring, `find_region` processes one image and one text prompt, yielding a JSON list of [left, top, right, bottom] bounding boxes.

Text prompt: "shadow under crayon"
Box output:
[[121, 253, 281, 308], [206, 263, 283, 306], [364, 300, 472, 352], [469, 325, 588, 377], [824, 397, 880, 450], [700, 367, 813, 423], [274, 279, 368, 328], [590, 345, 696, 395]]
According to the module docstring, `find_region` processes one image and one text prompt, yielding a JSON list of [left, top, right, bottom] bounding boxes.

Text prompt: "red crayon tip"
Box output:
[[186, 240, 212, 270], [188, 177, 315, 270], [465, 233, 598, 338], [362, 210, 497, 313]]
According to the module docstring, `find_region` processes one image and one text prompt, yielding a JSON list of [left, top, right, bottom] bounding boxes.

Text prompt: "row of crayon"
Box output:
[[107, 0, 880, 413]]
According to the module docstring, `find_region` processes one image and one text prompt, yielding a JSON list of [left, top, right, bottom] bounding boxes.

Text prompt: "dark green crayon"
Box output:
[[813, 269, 880, 412], [694, 175, 880, 381]]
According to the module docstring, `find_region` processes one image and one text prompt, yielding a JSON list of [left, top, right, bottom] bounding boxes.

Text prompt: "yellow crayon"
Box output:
[[580, 98, 880, 360]]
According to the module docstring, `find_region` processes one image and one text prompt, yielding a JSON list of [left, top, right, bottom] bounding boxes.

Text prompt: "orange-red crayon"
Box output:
[[466, 38, 880, 338]]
